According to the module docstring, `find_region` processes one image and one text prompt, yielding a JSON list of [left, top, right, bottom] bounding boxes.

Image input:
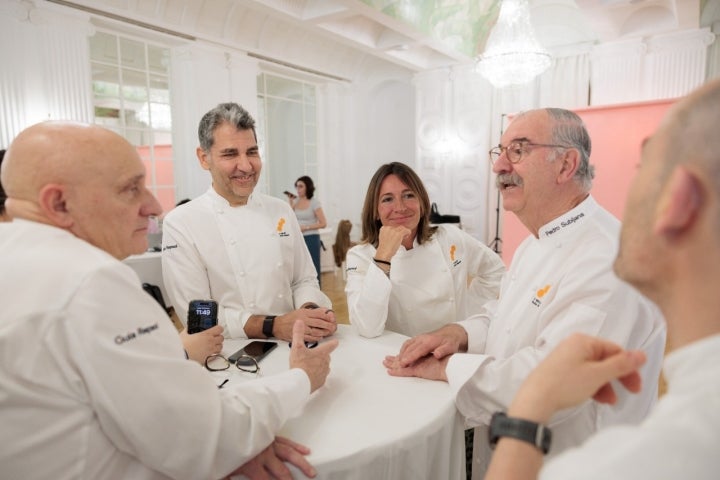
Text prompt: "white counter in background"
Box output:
[[122, 251, 167, 304]]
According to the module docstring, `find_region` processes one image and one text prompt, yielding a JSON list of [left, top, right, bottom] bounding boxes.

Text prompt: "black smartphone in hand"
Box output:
[[228, 341, 278, 367], [187, 299, 218, 334]]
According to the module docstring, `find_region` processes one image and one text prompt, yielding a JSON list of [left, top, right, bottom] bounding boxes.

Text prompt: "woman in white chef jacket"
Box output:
[[345, 162, 506, 338]]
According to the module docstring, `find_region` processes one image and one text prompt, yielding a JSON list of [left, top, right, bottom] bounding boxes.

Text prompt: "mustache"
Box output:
[[496, 173, 523, 188]]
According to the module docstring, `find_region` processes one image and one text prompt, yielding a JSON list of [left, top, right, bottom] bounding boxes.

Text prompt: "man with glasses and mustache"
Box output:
[[384, 108, 666, 479]]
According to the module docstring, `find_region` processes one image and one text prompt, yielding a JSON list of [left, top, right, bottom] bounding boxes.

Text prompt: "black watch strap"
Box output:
[[488, 411, 552, 454], [262, 315, 276, 338]]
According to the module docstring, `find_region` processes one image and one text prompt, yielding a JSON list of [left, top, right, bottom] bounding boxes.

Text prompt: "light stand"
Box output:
[[489, 187, 502, 255]]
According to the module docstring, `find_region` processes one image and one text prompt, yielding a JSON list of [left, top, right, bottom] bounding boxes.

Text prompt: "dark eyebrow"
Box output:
[[510, 137, 531, 144], [219, 148, 239, 155]]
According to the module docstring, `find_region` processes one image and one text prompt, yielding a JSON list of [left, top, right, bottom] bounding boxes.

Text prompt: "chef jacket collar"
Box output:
[[537, 195, 599, 241], [207, 186, 262, 213]]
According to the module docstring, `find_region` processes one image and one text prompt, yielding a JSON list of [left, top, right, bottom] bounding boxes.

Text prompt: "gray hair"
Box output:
[[545, 108, 595, 191], [198, 103, 256, 151]]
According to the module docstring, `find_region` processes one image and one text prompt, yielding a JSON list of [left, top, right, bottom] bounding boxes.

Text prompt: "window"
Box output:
[[256, 73, 318, 197], [89, 31, 175, 212]]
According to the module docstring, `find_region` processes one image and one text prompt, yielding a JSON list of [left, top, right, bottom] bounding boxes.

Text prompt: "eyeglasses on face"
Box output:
[[488, 141, 571, 164], [205, 353, 260, 375]]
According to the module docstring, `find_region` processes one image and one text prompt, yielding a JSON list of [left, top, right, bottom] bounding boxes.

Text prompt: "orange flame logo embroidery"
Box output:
[[536, 285, 551, 298], [449, 245, 457, 262], [276, 218, 286, 232]]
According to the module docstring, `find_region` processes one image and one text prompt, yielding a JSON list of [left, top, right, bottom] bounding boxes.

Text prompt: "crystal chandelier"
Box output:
[[476, 0, 552, 89]]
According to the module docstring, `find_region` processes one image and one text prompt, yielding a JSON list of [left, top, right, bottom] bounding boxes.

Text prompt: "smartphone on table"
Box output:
[[187, 299, 218, 334], [228, 341, 278, 367]]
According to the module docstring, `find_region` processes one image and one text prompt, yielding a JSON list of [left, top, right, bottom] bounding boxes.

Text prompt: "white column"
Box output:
[[0, 0, 93, 147], [590, 38, 647, 105], [644, 28, 715, 99]]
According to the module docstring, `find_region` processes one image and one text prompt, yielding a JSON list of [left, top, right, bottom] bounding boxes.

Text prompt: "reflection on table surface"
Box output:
[[218, 324, 465, 480]]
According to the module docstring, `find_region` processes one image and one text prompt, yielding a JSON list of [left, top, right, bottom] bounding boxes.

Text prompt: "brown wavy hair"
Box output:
[[332, 219, 355, 267], [360, 162, 437, 247]]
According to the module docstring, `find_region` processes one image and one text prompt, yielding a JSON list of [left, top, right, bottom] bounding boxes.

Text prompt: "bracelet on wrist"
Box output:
[[373, 258, 391, 265]]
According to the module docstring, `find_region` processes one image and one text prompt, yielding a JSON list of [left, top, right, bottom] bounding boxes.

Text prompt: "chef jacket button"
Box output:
[[239, 271, 245, 276], [277, 293, 284, 299], [249, 302, 256, 308], [276, 262, 283, 268]]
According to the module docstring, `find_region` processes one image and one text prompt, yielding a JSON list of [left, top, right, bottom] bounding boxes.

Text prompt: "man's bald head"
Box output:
[[2, 122, 123, 206], [2, 121, 162, 259]]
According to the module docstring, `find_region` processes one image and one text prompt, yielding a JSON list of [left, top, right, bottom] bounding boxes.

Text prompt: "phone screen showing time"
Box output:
[[187, 299, 218, 334]]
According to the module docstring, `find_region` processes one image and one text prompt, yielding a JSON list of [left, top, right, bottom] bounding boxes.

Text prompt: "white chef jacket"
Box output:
[[540, 333, 720, 480], [444, 196, 666, 479], [345, 224, 505, 337], [0, 220, 311, 480], [162, 188, 331, 338]]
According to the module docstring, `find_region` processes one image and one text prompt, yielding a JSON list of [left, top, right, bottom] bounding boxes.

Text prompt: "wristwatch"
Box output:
[[262, 315, 276, 338], [488, 411, 552, 454]]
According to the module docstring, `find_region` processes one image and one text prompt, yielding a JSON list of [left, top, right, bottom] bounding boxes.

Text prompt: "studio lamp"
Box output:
[[476, 0, 552, 88]]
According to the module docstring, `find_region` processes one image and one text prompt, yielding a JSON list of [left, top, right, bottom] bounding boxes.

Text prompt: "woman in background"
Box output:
[[345, 162, 505, 338], [287, 175, 327, 287]]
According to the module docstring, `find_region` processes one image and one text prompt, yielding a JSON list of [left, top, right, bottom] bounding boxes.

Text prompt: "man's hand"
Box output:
[[508, 333, 647, 424], [396, 324, 468, 367], [383, 352, 450, 381], [179, 325, 224, 364], [273, 307, 337, 343], [227, 436, 316, 480], [289, 320, 339, 393]]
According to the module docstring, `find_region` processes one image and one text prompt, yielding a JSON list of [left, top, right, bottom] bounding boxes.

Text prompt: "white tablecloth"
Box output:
[[217, 325, 465, 480]]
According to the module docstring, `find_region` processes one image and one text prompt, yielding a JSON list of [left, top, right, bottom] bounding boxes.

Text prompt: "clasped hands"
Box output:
[[383, 324, 467, 382], [272, 303, 337, 343], [384, 325, 648, 426]]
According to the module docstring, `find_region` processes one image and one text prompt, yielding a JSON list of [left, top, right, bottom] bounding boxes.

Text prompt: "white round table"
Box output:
[[217, 325, 466, 480]]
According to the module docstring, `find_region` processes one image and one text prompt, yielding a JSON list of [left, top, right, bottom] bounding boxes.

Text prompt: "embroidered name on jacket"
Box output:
[[531, 285, 551, 307], [543, 212, 585, 237], [115, 322, 159, 345]]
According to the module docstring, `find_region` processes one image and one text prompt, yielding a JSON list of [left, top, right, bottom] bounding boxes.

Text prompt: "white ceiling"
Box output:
[[45, 0, 717, 81]]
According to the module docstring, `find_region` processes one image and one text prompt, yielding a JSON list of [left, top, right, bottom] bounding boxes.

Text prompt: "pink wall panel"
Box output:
[[499, 100, 675, 264]]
